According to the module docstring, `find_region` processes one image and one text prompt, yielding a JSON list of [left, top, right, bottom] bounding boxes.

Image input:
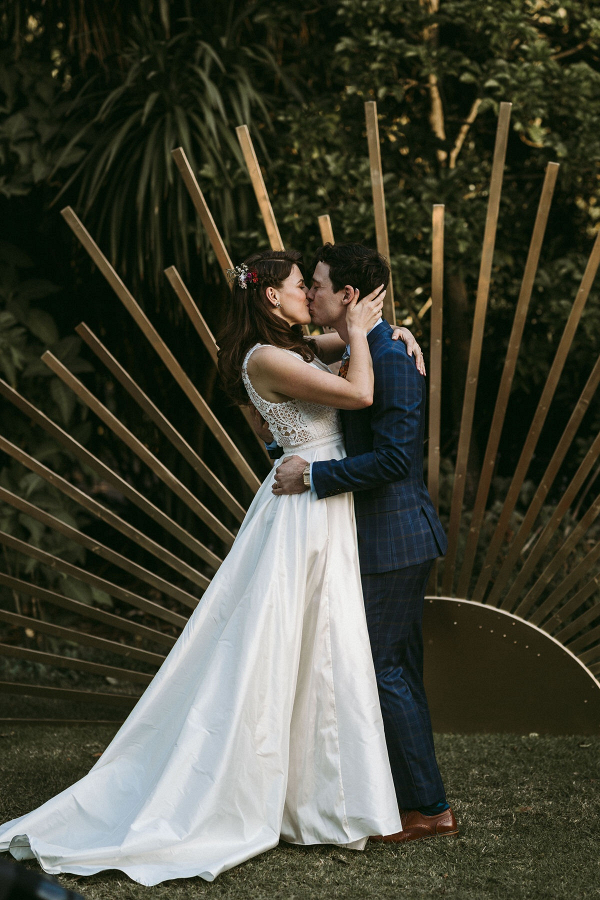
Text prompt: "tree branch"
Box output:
[[449, 97, 482, 169]]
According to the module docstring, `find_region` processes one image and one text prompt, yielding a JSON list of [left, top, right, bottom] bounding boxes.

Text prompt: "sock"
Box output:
[[415, 800, 450, 817]]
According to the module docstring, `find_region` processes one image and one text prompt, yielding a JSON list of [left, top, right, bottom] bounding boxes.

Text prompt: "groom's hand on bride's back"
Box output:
[[391, 327, 426, 376], [248, 403, 274, 443]]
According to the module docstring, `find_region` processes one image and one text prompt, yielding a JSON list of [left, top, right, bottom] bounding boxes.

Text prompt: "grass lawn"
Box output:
[[0, 726, 598, 899]]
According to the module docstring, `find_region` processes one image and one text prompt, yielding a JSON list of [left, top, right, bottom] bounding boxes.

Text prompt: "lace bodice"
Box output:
[[242, 344, 342, 449]]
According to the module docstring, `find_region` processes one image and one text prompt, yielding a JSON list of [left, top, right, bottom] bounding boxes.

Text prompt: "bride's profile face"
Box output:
[[267, 264, 311, 327]]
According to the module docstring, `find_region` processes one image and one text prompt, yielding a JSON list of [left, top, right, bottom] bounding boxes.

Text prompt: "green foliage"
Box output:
[[0, 240, 96, 595]]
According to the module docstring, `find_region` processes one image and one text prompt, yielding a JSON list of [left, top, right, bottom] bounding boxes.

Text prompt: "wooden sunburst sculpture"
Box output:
[[0, 102, 598, 733]]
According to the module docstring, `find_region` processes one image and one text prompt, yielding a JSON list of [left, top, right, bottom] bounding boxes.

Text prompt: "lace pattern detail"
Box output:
[[242, 344, 342, 449]]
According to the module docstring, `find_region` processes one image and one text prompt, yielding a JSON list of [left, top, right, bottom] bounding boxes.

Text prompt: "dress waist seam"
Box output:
[[281, 433, 344, 455]]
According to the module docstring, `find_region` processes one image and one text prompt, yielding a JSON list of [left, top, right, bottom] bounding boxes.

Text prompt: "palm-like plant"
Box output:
[[48, 4, 300, 294]]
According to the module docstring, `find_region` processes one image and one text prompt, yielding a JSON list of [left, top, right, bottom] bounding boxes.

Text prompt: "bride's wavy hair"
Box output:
[[218, 249, 315, 406]]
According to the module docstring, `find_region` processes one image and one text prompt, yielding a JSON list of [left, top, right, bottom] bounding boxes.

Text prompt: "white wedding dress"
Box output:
[[0, 344, 401, 885]]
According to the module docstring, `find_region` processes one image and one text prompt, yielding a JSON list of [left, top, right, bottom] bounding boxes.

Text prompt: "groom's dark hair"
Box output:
[[312, 242, 390, 299]]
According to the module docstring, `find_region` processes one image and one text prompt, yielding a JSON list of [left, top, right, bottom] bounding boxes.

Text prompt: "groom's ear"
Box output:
[[341, 284, 357, 305]]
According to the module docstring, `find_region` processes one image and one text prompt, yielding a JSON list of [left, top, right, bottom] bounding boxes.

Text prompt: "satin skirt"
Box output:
[[0, 434, 401, 886]]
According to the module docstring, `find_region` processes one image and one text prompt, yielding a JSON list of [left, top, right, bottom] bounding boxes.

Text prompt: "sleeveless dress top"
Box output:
[[242, 343, 342, 449]]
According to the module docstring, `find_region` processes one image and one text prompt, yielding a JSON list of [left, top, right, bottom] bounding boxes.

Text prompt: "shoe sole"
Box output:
[[371, 829, 459, 844]]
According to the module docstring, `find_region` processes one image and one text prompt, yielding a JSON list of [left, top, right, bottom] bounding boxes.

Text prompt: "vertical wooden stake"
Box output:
[[365, 101, 396, 325]]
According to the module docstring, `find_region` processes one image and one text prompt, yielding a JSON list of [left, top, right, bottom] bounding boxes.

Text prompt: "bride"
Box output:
[[0, 248, 404, 886]]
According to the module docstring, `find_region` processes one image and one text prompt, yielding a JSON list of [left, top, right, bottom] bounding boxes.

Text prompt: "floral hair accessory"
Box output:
[[226, 263, 259, 290]]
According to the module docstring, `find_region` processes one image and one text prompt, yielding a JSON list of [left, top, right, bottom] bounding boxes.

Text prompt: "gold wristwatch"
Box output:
[[303, 464, 311, 487]]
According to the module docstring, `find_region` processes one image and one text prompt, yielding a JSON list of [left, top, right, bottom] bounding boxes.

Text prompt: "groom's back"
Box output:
[[343, 323, 447, 574]]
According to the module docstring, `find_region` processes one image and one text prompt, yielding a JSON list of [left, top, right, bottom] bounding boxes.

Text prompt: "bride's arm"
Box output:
[[310, 332, 346, 364], [312, 326, 426, 376], [247, 289, 385, 411]]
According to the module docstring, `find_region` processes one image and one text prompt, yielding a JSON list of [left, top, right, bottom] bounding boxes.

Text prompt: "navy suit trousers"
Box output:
[[362, 561, 446, 809]]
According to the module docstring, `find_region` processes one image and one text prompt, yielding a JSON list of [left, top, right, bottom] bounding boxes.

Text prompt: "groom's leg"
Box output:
[[362, 560, 446, 810]]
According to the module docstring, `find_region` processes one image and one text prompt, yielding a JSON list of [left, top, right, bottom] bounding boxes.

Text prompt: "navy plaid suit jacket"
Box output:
[[312, 320, 447, 574]]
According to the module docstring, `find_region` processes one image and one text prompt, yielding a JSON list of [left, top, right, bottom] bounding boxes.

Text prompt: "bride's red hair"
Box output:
[[217, 249, 315, 406]]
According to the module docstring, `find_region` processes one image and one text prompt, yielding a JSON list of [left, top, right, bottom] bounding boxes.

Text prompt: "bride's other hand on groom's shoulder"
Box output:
[[392, 327, 426, 377]]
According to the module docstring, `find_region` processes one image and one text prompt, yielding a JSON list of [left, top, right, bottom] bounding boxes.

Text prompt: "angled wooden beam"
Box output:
[[518, 491, 600, 622], [552, 595, 600, 645], [0, 571, 183, 639], [442, 101, 512, 595], [77, 321, 248, 520], [567, 620, 600, 655], [60, 207, 261, 493], [0, 380, 217, 573], [0, 528, 191, 621], [501, 428, 600, 615], [170, 147, 233, 279], [490, 350, 600, 610], [472, 228, 600, 603], [0, 609, 164, 666], [162, 269, 271, 461], [235, 125, 284, 250], [42, 350, 232, 557], [318, 215, 335, 245], [0, 485, 199, 609], [0, 433, 210, 591], [456, 162, 560, 599], [0, 644, 153, 686], [0, 680, 139, 709], [365, 101, 396, 325]]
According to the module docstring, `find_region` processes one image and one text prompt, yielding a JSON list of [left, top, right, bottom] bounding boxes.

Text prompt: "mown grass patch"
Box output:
[[0, 727, 598, 899]]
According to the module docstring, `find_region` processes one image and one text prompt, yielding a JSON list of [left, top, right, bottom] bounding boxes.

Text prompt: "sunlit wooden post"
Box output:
[[365, 101, 396, 326], [441, 101, 512, 596], [318, 214, 335, 245]]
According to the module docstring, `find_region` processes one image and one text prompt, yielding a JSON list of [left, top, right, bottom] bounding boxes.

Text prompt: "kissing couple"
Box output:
[[0, 242, 456, 886]]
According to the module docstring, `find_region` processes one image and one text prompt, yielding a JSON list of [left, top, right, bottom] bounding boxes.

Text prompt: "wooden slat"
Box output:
[[472, 228, 600, 603], [0, 581, 176, 646], [0, 433, 210, 592], [0, 680, 138, 708], [60, 207, 261, 493], [318, 215, 335, 245], [501, 428, 600, 615], [0, 719, 123, 725], [0, 571, 182, 641], [542, 577, 599, 636], [0, 643, 153, 685], [528, 535, 600, 628], [0, 609, 164, 666], [517, 493, 600, 623], [554, 600, 600, 645], [577, 633, 600, 672], [568, 621, 600, 654], [442, 102, 512, 595], [491, 351, 600, 610], [235, 125, 284, 250], [428, 204, 444, 514], [170, 147, 233, 279], [164, 267, 219, 366], [456, 163, 559, 598], [365, 101, 396, 325], [0, 528, 186, 624], [162, 269, 270, 462], [0, 485, 201, 610], [42, 350, 231, 559], [77, 322, 247, 521], [0, 388, 214, 584]]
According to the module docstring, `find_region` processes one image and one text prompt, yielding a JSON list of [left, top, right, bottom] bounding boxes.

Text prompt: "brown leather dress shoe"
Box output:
[[370, 807, 458, 843]]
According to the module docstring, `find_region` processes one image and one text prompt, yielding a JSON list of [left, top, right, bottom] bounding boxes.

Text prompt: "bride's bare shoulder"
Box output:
[[246, 345, 302, 375]]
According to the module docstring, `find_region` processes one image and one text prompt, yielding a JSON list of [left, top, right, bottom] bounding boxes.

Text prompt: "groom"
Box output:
[[273, 242, 457, 842]]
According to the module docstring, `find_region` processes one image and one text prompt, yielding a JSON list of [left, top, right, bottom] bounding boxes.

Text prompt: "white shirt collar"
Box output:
[[345, 317, 383, 354]]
